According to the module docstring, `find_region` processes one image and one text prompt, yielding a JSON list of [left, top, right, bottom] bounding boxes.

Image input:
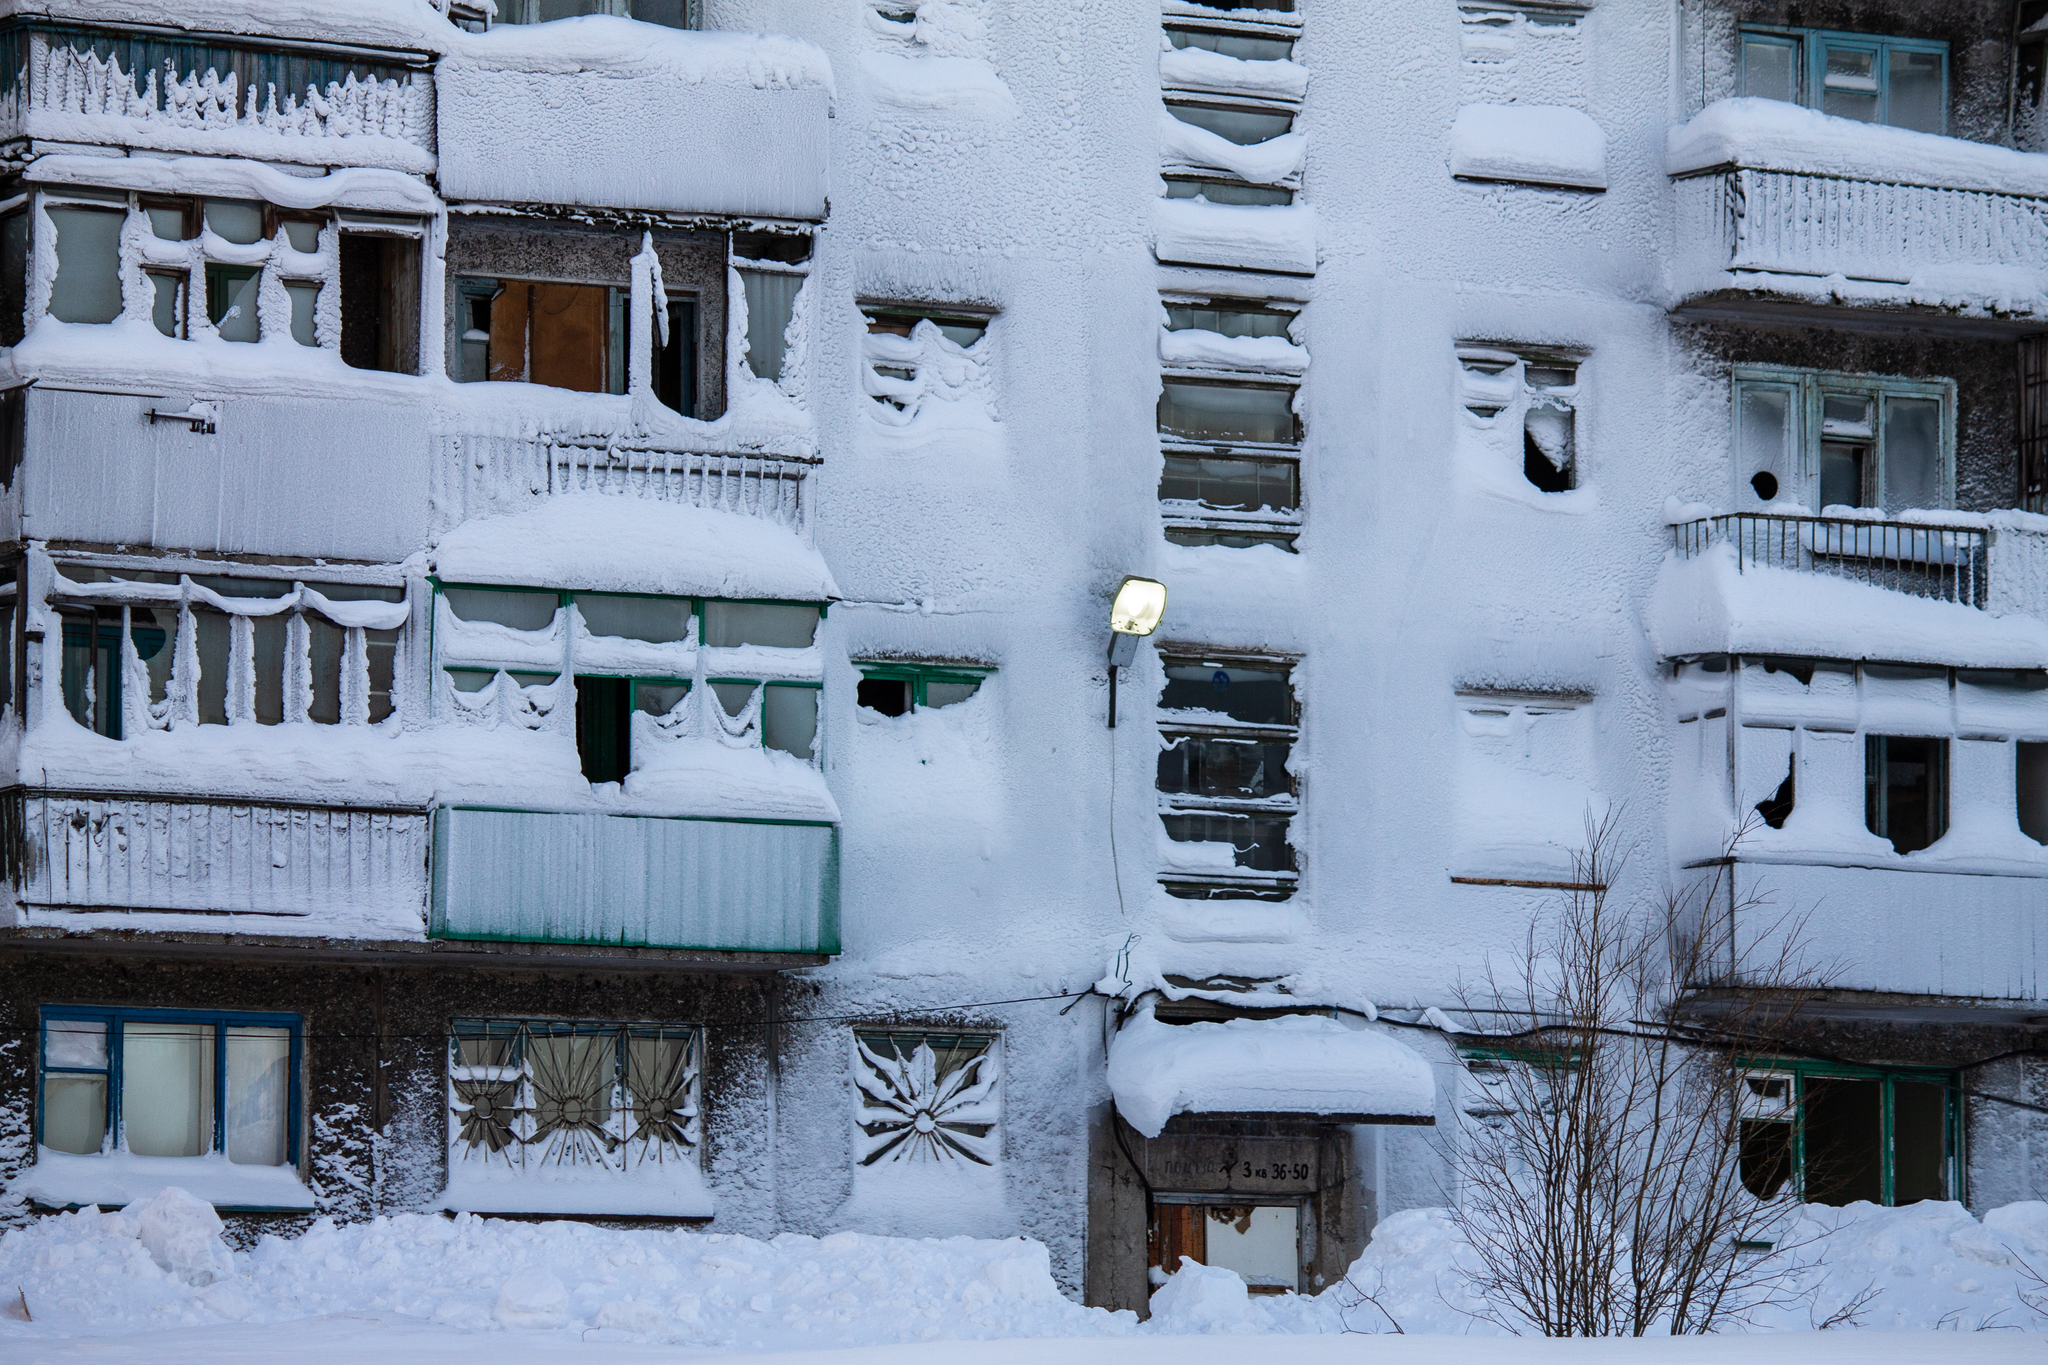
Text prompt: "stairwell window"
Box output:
[[1159, 381, 1300, 550], [1738, 28, 1947, 135], [1157, 653, 1299, 900]]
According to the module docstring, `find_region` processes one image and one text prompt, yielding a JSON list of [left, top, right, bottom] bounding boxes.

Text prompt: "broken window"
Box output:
[[38, 1007, 300, 1169], [1741, 1066, 1953, 1207], [451, 276, 618, 391], [1458, 346, 1580, 492], [853, 1031, 998, 1166], [492, 0, 700, 25], [46, 203, 124, 324], [51, 567, 404, 732], [448, 1019, 703, 1176], [1754, 754, 1795, 829], [1150, 1200, 1300, 1294], [856, 662, 989, 716], [1739, 28, 1946, 135], [1734, 367, 1952, 513], [656, 297, 698, 417], [1865, 734, 1948, 854], [1158, 655, 1298, 900], [338, 230, 420, 372]]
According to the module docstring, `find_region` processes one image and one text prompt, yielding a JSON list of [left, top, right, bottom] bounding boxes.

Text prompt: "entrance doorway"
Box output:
[[1149, 1198, 1302, 1294]]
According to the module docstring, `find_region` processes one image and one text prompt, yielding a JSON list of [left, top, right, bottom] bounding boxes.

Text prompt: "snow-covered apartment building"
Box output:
[[4, 0, 2048, 1311]]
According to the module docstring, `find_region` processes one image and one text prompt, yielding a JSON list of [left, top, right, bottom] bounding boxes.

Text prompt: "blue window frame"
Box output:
[[38, 1006, 304, 1169], [1739, 27, 1948, 134]]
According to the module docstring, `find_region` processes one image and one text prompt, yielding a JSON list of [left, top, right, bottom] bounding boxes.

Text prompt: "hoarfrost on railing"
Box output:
[[7, 34, 434, 169], [1673, 511, 1990, 608]]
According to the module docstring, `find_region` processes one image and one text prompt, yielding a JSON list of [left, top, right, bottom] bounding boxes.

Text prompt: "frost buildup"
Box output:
[[1459, 345, 1581, 493]]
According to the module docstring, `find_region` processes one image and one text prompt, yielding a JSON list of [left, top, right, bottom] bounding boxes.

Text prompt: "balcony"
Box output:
[[434, 21, 830, 219], [429, 807, 838, 955], [1669, 99, 2048, 327], [4, 789, 429, 931], [1673, 512, 1991, 608], [0, 21, 436, 172]]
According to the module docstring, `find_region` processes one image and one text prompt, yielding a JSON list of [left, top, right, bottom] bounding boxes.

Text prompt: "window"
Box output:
[[1738, 1064, 1955, 1207], [1157, 654, 1298, 899], [492, 0, 700, 26], [1162, 177, 1294, 207], [51, 567, 405, 733], [39, 1008, 301, 1172], [1733, 367, 1952, 512], [1164, 25, 1294, 62], [1166, 101, 1294, 145], [2021, 741, 2048, 845], [1458, 345, 1581, 493], [1866, 734, 1948, 854], [449, 1019, 702, 1174], [1151, 1200, 1300, 1294], [861, 303, 992, 415], [739, 269, 801, 383], [1, 206, 28, 345], [450, 276, 619, 392], [1739, 28, 1947, 135], [856, 663, 988, 716], [435, 586, 822, 773], [853, 1031, 998, 1166], [46, 203, 124, 324], [656, 297, 698, 417], [1159, 381, 1300, 550]]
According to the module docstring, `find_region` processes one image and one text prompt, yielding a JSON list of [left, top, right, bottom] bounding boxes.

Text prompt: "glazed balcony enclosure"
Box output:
[[1669, 99, 2048, 327]]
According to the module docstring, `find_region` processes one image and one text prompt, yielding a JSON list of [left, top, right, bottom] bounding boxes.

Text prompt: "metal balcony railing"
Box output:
[[1673, 512, 1990, 608]]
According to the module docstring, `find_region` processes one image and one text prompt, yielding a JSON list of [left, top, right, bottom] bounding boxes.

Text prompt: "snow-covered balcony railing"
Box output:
[[429, 807, 838, 955], [1669, 99, 2048, 321], [2, 788, 429, 924], [1673, 511, 1991, 608], [0, 21, 436, 172], [430, 429, 818, 539]]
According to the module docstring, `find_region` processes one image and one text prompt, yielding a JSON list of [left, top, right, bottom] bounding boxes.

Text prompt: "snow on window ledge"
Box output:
[[11, 1148, 317, 1212], [436, 1161, 715, 1219], [1450, 104, 1607, 191]]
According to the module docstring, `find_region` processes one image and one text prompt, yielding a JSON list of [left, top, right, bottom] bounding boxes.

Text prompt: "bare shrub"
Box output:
[[1446, 810, 1833, 1335]]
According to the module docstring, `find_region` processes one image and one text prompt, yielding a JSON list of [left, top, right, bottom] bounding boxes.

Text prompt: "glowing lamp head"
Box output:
[[1109, 577, 1168, 637]]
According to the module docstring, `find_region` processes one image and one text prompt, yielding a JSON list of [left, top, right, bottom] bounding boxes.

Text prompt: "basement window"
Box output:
[[1865, 735, 1948, 854], [857, 663, 989, 716], [38, 1007, 302, 1173], [1740, 1065, 1954, 1206]]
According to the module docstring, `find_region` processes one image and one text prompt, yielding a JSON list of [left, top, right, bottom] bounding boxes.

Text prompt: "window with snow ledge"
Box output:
[[445, 217, 726, 417], [1451, 687, 1600, 888], [1735, 1063, 1956, 1208], [1738, 26, 1947, 135], [1733, 366, 1953, 514], [48, 563, 406, 736], [446, 1018, 707, 1217], [433, 584, 823, 776], [492, 0, 700, 28], [860, 300, 993, 425], [856, 661, 988, 717], [1457, 344, 1581, 495], [31, 1007, 305, 1211], [1157, 653, 1298, 901], [853, 1031, 998, 1166], [1159, 376, 1301, 550], [1460, 3, 1586, 106], [31, 188, 417, 364]]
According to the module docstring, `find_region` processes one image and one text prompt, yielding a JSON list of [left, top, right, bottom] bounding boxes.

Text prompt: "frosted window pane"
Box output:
[[1888, 49, 1944, 134], [763, 685, 817, 760], [1159, 382, 1295, 444], [282, 220, 322, 253], [1738, 384, 1793, 503], [702, 601, 819, 648], [42, 1075, 107, 1155], [46, 1019, 107, 1068], [226, 1027, 290, 1166], [203, 199, 264, 245], [1165, 306, 1288, 338], [148, 272, 182, 338], [924, 680, 979, 708], [1883, 396, 1944, 510], [1202, 1205, 1298, 1291], [444, 587, 558, 631], [1167, 103, 1293, 145], [741, 269, 800, 381], [1740, 36, 1798, 103], [122, 1022, 215, 1157], [207, 264, 261, 343], [287, 284, 319, 346], [47, 206, 124, 324], [575, 593, 691, 643], [711, 680, 756, 716], [635, 681, 688, 716], [1821, 47, 1879, 122]]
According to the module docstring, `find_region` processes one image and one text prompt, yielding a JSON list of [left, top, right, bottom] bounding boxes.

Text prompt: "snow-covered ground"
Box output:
[[4, 1190, 2048, 1361]]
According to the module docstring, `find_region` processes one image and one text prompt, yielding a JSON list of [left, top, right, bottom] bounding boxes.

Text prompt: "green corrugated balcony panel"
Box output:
[[429, 806, 839, 955]]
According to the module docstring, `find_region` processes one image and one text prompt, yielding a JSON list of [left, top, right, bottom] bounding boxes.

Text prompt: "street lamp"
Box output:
[[1106, 576, 1167, 728]]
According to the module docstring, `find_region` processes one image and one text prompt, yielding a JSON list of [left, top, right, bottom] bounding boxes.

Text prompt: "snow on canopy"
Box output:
[[1105, 1005, 1436, 1138], [430, 495, 838, 603]]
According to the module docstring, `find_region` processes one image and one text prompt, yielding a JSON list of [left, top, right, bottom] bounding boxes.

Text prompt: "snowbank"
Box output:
[[1450, 105, 1608, 191], [10, 1151, 317, 1215], [1669, 98, 2048, 197], [1104, 1006, 1436, 1138]]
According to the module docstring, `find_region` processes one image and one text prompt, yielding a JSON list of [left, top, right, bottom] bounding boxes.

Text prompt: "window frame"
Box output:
[[855, 661, 991, 713], [38, 1005, 305, 1190], [1737, 25, 1949, 134], [1736, 1059, 1961, 1207], [1155, 650, 1300, 901], [1731, 365, 1956, 513], [1157, 376, 1303, 551]]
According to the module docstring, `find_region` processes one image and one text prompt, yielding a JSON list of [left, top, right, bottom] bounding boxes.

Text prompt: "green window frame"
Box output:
[[1738, 26, 1948, 134], [1737, 1060, 1960, 1208], [855, 662, 991, 714], [1731, 365, 1955, 513]]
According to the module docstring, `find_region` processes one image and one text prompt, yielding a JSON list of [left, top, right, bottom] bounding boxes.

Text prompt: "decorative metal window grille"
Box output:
[[853, 1031, 999, 1166], [448, 1019, 702, 1173]]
